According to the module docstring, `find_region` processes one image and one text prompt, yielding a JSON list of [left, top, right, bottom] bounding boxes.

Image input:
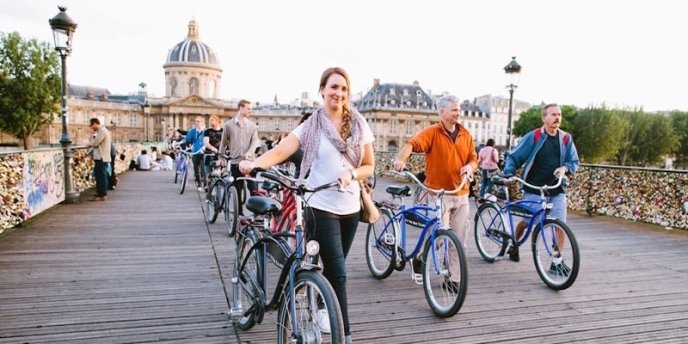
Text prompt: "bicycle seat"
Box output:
[[246, 196, 282, 216], [386, 185, 411, 197], [261, 181, 280, 192]]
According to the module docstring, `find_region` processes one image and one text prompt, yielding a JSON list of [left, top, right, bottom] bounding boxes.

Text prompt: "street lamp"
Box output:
[[141, 100, 150, 142], [49, 6, 79, 203], [504, 56, 522, 153], [109, 120, 117, 143]]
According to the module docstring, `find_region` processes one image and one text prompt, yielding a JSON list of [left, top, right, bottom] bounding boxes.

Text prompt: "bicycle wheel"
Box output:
[[531, 218, 580, 290], [205, 181, 223, 223], [232, 230, 262, 330], [474, 202, 508, 262], [179, 164, 188, 194], [174, 163, 179, 184], [365, 208, 396, 279], [422, 229, 468, 318], [276, 270, 344, 344], [224, 185, 239, 237]]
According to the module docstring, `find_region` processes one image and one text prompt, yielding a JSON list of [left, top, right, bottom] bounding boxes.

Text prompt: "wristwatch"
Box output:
[[350, 168, 358, 180]]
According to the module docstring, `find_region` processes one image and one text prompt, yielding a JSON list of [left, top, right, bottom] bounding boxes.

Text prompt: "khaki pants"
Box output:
[[423, 194, 469, 283]]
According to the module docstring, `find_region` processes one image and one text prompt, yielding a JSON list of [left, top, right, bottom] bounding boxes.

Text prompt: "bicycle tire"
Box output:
[[422, 229, 468, 318], [224, 185, 239, 237], [232, 230, 262, 330], [531, 218, 580, 290], [276, 270, 345, 344], [474, 202, 508, 262], [179, 165, 188, 194], [365, 208, 396, 279], [174, 164, 179, 184], [205, 181, 222, 223]]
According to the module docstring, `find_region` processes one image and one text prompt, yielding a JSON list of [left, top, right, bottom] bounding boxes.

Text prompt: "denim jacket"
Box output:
[[184, 127, 205, 154], [503, 126, 579, 192]]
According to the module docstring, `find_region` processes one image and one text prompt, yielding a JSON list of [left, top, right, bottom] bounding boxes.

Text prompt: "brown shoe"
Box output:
[[89, 196, 107, 202]]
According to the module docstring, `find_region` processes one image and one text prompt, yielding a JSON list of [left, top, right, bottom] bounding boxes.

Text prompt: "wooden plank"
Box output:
[[1, 171, 688, 343]]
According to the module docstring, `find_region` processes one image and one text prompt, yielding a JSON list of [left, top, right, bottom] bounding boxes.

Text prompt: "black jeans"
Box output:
[[230, 163, 256, 215], [93, 159, 109, 197], [305, 207, 359, 336], [192, 154, 204, 187]]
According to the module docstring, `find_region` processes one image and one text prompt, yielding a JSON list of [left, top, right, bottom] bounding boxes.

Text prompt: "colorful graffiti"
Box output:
[[23, 150, 65, 218]]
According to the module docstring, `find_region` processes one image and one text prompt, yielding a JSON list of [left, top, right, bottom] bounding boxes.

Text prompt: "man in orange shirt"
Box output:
[[393, 95, 478, 284]]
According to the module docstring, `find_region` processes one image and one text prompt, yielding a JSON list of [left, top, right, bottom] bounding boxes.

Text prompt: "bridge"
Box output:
[[1, 171, 687, 343]]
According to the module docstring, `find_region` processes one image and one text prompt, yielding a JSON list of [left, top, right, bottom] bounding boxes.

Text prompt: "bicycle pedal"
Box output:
[[228, 308, 243, 320], [412, 273, 423, 285], [383, 233, 395, 245]]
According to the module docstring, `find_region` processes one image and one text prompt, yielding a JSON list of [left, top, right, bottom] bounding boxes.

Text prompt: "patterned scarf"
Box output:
[[298, 107, 366, 179]]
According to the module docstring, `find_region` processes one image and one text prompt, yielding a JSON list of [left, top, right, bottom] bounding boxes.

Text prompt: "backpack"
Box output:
[[533, 128, 570, 145]]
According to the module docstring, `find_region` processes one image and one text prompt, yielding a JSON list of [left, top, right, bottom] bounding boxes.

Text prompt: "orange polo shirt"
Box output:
[[408, 123, 478, 195]]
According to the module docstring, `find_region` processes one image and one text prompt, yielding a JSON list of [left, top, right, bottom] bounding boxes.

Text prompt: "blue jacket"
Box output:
[[503, 126, 580, 192], [184, 127, 205, 154]]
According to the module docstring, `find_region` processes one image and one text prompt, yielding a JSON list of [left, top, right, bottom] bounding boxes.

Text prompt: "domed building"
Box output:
[[164, 20, 222, 99]]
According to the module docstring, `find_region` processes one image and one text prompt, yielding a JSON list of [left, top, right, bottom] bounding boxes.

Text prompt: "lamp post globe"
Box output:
[[504, 56, 521, 153], [49, 6, 79, 203]]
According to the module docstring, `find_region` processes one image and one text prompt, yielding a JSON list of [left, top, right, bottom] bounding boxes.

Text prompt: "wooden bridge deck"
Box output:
[[1, 171, 687, 343]]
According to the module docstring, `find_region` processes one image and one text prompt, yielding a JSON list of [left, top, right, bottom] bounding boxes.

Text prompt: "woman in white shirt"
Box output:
[[240, 67, 374, 344]]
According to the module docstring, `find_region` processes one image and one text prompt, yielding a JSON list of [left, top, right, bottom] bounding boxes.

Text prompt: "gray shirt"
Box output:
[[219, 117, 259, 161]]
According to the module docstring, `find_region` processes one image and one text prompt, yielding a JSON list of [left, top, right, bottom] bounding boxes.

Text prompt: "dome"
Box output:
[[165, 20, 219, 66]]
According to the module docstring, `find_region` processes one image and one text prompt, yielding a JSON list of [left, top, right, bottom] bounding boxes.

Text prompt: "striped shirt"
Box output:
[[219, 117, 259, 161]]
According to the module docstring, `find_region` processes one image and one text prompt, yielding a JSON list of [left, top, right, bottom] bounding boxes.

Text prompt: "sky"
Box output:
[[1, 0, 687, 112]]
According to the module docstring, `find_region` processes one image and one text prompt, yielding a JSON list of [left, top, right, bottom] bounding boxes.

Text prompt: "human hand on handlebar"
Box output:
[[392, 159, 406, 172], [554, 166, 568, 178], [239, 160, 255, 175]]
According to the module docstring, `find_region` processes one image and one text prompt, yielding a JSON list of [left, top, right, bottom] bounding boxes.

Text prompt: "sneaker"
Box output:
[[315, 309, 330, 334], [507, 246, 520, 262], [411, 258, 423, 284], [442, 278, 460, 294], [548, 261, 571, 277]]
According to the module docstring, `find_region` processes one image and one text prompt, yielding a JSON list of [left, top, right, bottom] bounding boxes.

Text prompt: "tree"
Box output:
[[670, 111, 688, 169], [571, 106, 628, 163], [512, 104, 577, 137], [0, 32, 61, 150], [615, 109, 678, 167]]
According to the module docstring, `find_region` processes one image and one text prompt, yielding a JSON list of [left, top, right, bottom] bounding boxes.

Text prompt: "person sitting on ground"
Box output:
[[136, 149, 152, 171]]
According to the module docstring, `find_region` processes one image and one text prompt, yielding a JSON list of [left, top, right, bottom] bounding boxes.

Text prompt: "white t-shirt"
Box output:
[[137, 154, 151, 170], [292, 121, 374, 215]]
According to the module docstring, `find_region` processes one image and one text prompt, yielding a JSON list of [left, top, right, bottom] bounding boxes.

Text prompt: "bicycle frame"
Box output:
[[380, 170, 470, 275], [483, 174, 565, 253], [235, 169, 339, 339]]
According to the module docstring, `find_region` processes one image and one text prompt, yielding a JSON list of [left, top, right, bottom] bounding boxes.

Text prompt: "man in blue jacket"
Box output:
[[184, 116, 206, 191], [503, 103, 579, 263]]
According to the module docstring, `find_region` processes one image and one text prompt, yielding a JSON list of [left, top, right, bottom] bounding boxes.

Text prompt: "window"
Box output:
[[390, 119, 398, 134], [406, 120, 413, 135], [130, 113, 137, 127]]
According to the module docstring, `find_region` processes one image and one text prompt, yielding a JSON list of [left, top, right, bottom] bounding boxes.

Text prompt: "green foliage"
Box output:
[[0, 31, 61, 149], [571, 106, 628, 163], [670, 111, 688, 169], [615, 109, 678, 166], [512, 104, 577, 137]]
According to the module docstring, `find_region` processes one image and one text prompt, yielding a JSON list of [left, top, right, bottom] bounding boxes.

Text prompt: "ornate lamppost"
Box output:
[[49, 6, 79, 203], [504, 56, 522, 153]]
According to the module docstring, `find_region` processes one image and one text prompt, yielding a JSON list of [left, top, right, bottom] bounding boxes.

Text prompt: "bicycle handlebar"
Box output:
[[493, 174, 567, 191], [247, 167, 345, 195], [391, 170, 472, 196]]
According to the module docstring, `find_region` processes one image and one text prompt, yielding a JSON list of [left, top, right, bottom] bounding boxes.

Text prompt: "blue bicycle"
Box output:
[[473, 174, 580, 290], [171, 142, 196, 194], [366, 170, 469, 317]]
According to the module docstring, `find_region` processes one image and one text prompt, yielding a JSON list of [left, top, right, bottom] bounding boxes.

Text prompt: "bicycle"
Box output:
[[229, 168, 345, 343], [171, 143, 199, 195], [473, 174, 580, 290], [365, 170, 469, 318]]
